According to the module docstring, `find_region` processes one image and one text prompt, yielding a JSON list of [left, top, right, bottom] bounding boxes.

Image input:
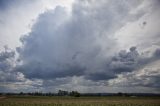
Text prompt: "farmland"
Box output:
[[0, 96, 160, 106]]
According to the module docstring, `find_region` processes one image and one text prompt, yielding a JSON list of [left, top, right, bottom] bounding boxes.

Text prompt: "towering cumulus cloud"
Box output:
[[17, 0, 144, 80], [1, 0, 160, 93]]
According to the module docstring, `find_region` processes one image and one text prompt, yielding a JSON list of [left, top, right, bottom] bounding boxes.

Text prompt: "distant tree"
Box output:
[[70, 91, 80, 97], [19, 92, 24, 95], [58, 90, 68, 96], [117, 92, 123, 96]]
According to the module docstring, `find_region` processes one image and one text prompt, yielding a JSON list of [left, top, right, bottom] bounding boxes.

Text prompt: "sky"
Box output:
[[0, 0, 160, 93]]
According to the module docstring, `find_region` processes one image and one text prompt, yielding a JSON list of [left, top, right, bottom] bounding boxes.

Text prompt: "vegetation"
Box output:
[[0, 96, 160, 106]]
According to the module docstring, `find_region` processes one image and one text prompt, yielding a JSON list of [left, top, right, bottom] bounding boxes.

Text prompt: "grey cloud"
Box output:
[[110, 47, 139, 72], [107, 48, 160, 89], [86, 47, 160, 81], [108, 67, 160, 88], [86, 47, 140, 80], [16, 62, 85, 79], [154, 48, 160, 57], [39, 76, 107, 93], [16, 0, 154, 81], [0, 47, 15, 61], [1, 0, 160, 93], [112, 47, 160, 71], [0, 46, 25, 84], [0, 46, 15, 71], [0, 71, 24, 82]]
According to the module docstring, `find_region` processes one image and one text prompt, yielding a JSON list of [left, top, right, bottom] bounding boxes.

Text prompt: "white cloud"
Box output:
[[114, 0, 160, 52], [0, 0, 73, 50]]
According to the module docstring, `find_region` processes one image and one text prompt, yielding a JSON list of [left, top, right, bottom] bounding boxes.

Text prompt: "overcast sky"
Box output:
[[0, 0, 160, 93]]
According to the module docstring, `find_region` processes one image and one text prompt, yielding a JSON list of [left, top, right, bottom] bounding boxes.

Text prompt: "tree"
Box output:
[[70, 91, 80, 97], [58, 90, 68, 96]]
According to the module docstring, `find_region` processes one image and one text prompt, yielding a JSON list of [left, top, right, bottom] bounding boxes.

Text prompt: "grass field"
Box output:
[[0, 96, 160, 106]]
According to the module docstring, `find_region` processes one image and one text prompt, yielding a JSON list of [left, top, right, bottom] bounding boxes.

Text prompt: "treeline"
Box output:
[[0, 90, 80, 97], [0, 91, 160, 97]]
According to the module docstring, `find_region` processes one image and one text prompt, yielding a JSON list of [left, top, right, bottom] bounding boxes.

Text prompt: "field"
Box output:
[[0, 96, 160, 106]]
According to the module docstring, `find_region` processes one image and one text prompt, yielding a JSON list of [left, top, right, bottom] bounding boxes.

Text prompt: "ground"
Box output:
[[0, 96, 160, 106]]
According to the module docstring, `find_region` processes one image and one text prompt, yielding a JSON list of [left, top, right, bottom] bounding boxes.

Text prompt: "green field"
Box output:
[[0, 96, 160, 106]]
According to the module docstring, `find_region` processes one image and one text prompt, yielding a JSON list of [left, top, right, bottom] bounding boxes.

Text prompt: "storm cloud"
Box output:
[[16, 0, 147, 80], [0, 0, 160, 93]]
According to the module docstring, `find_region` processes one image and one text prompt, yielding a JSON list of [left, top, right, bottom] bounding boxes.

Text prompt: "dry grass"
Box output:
[[0, 96, 160, 106]]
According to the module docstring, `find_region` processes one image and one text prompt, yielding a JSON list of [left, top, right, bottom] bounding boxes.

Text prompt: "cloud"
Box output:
[[108, 60, 160, 93], [114, 0, 160, 51], [1, 0, 160, 93], [16, 0, 146, 81], [0, 0, 73, 50], [0, 46, 38, 92], [86, 47, 160, 81], [0, 46, 15, 72], [0, 46, 25, 83]]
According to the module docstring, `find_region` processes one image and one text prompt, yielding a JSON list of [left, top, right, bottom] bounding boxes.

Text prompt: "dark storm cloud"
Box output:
[[15, 0, 160, 83], [87, 50, 139, 80], [16, 62, 85, 79], [86, 47, 160, 81], [16, 6, 88, 79]]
